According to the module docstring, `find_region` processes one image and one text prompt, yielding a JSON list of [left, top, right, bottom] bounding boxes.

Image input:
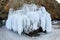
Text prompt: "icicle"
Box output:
[[26, 11, 40, 31], [39, 6, 52, 32]]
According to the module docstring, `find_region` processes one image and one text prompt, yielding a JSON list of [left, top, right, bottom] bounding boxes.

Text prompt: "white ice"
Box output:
[[6, 8, 14, 30], [26, 11, 40, 30], [6, 4, 52, 35], [39, 6, 52, 32]]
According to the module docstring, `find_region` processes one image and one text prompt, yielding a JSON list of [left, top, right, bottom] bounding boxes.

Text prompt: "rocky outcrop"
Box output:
[[0, 0, 60, 20], [41, 0, 60, 20], [0, 0, 9, 20]]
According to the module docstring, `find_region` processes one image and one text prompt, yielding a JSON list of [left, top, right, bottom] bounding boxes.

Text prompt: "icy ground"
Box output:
[[0, 25, 60, 40]]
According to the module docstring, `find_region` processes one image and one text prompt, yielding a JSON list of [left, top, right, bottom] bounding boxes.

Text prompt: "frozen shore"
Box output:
[[0, 25, 60, 40]]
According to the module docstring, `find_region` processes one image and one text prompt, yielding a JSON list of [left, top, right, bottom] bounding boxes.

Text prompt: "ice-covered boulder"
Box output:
[[6, 4, 52, 36]]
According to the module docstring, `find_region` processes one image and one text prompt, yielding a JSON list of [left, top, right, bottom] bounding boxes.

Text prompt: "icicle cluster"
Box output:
[[6, 4, 52, 36]]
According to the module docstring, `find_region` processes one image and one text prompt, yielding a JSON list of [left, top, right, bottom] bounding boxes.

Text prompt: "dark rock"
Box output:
[[24, 27, 43, 37], [0, 17, 4, 27]]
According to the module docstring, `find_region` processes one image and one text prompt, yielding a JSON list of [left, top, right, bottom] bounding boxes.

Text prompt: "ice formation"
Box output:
[[6, 8, 14, 30], [40, 6, 52, 32], [6, 4, 52, 35]]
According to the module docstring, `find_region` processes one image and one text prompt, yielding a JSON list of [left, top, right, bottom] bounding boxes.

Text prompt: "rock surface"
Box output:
[[0, 0, 60, 20], [0, 0, 8, 20]]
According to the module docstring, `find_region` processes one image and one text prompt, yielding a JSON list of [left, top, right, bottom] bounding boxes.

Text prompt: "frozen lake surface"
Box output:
[[0, 25, 60, 40]]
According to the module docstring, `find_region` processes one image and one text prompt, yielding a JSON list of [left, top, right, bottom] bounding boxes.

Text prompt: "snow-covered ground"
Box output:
[[0, 25, 60, 40]]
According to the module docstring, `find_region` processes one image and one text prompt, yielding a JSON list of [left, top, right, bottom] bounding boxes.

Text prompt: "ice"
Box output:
[[39, 6, 52, 32], [17, 15, 31, 35], [21, 4, 38, 14], [6, 16, 12, 30], [6, 8, 14, 30], [6, 4, 52, 35], [36, 9, 46, 31], [8, 8, 14, 17], [45, 12, 52, 32], [26, 11, 40, 30]]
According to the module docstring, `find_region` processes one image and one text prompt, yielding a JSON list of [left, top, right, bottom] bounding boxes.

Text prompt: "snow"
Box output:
[[6, 4, 52, 35], [56, 0, 60, 3]]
